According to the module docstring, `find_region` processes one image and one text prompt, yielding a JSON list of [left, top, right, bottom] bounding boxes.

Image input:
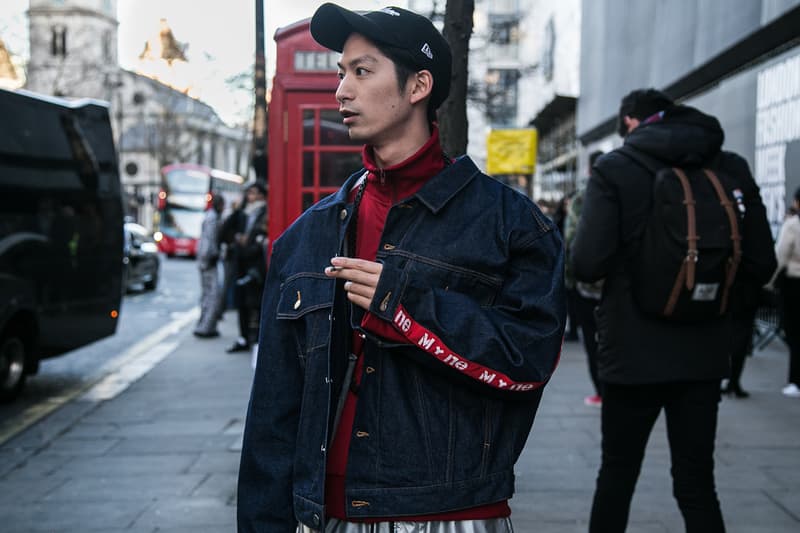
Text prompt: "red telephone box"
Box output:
[[268, 19, 362, 242]]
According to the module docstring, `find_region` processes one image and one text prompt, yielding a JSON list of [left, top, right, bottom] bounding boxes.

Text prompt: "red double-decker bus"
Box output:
[[154, 163, 245, 257]]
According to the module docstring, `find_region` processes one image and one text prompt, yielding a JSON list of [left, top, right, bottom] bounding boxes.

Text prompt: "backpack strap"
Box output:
[[703, 169, 742, 315], [664, 168, 698, 316]]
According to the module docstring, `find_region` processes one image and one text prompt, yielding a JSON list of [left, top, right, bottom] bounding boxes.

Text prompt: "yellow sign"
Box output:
[[486, 129, 538, 175]]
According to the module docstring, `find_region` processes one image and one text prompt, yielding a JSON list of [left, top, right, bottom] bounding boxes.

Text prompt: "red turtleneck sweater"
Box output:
[[325, 127, 510, 521]]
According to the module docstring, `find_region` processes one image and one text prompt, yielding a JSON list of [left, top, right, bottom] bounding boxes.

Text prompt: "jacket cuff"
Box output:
[[369, 261, 404, 320]]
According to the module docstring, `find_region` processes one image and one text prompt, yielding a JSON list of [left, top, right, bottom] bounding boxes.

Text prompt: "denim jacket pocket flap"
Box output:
[[277, 274, 334, 320]]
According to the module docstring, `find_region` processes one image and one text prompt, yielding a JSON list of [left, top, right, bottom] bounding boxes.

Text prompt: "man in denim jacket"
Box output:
[[237, 4, 566, 532]]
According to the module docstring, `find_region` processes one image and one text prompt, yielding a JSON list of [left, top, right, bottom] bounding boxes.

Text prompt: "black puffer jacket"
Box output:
[[571, 105, 776, 384]]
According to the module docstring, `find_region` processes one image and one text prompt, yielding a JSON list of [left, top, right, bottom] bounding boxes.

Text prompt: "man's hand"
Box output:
[[324, 257, 383, 311]]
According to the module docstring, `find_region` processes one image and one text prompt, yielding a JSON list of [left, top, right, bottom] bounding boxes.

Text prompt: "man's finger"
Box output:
[[326, 267, 380, 286], [330, 256, 383, 273], [346, 290, 372, 310], [345, 281, 375, 300], [344, 269, 379, 286]]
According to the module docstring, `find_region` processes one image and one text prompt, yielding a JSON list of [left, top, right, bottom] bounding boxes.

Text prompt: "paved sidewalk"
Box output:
[[0, 311, 798, 532], [0, 311, 252, 533], [513, 337, 800, 533]]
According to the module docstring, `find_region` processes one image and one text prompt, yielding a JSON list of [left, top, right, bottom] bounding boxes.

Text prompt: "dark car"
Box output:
[[123, 222, 160, 292]]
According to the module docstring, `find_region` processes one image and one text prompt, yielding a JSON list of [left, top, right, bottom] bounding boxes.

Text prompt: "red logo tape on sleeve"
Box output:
[[392, 305, 547, 391]]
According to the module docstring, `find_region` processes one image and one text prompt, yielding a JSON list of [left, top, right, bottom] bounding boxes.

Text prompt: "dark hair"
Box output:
[[588, 150, 604, 167], [617, 88, 673, 137], [246, 181, 267, 196], [375, 41, 438, 124], [794, 186, 800, 204], [211, 194, 225, 211]]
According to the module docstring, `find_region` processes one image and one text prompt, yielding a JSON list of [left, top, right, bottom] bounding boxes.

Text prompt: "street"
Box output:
[[0, 256, 798, 532]]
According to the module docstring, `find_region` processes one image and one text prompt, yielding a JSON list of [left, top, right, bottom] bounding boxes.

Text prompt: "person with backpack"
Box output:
[[236, 4, 566, 531], [571, 88, 776, 533]]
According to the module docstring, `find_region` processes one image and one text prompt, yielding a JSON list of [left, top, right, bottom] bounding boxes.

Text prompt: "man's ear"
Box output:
[[409, 70, 434, 105], [623, 115, 640, 134]]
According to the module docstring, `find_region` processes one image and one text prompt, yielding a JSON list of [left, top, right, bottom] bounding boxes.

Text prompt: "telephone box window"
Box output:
[[303, 152, 314, 187], [303, 109, 314, 146]]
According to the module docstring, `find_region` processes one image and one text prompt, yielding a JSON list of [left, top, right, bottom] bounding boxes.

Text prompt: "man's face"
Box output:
[[246, 187, 264, 204], [335, 33, 415, 145]]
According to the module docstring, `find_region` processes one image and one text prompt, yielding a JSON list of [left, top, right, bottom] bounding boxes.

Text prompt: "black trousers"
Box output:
[[589, 381, 725, 533], [729, 305, 757, 387], [234, 284, 263, 346], [783, 277, 800, 384], [566, 288, 582, 337]]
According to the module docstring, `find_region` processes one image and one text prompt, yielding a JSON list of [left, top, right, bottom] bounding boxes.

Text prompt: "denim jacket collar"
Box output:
[[312, 156, 481, 217], [415, 156, 481, 214]]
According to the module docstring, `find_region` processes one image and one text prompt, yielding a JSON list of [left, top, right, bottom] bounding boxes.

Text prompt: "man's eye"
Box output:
[[355, 67, 368, 75], [337, 71, 344, 80]]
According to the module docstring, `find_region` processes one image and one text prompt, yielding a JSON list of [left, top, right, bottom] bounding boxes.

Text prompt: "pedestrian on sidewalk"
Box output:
[[775, 186, 800, 397], [219, 194, 247, 324], [237, 4, 566, 532], [555, 194, 581, 342], [194, 194, 225, 338], [564, 150, 604, 407], [572, 88, 776, 533], [225, 182, 267, 353], [723, 268, 770, 398]]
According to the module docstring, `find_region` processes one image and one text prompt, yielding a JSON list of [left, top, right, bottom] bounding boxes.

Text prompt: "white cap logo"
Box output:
[[421, 43, 433, 59], [381, 8, 400, 16]]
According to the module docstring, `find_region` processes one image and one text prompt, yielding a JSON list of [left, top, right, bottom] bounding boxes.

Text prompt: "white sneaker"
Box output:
[[781, 383, 800, 397]]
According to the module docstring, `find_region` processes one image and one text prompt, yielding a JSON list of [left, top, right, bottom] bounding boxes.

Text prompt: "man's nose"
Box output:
[[336, 75, 352, 103]]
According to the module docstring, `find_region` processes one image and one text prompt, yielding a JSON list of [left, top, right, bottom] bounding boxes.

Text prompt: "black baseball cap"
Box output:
[[310, 3, 452, 109]]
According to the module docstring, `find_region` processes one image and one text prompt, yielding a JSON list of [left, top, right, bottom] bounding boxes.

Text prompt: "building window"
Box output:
[[103, 30, 112, 61], [541, 17, 555, 82], [488, 14, 519, 45], [485, 68, 519, 126], [51, 26, 67, 57]]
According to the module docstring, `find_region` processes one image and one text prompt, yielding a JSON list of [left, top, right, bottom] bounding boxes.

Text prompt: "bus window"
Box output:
[[155, 164, 244, 257], [165, 168, 209, 194]]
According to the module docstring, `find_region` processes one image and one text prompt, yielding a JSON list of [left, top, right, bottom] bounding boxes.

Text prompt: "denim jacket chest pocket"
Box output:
[[383, 251, 503, 307], [276, 273, 334, 368]]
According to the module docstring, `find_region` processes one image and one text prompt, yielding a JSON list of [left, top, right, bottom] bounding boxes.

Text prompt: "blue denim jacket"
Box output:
[[237, 156, 566, 532]]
